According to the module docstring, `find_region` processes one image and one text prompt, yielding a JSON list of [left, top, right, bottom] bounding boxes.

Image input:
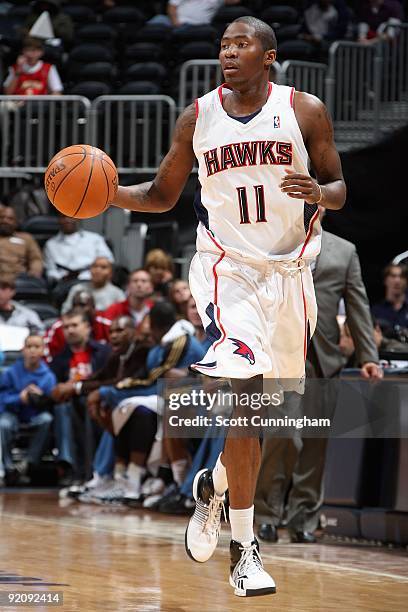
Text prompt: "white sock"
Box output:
[[212, 453, 228, 496], [126, 462, 146, 485], [229, 506, 255, 545], [114, 464, 126, 480], [171, 458, 188, 486]]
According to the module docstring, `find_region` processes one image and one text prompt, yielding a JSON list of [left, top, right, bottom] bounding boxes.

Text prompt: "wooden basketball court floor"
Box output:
[[0, 491, 407, 612]]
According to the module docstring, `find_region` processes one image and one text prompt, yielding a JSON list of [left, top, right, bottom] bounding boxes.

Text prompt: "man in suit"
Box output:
[[255, 214, 382, 543]]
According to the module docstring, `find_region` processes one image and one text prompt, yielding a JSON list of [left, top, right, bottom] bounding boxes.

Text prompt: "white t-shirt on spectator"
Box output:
[[3, 60, 63, 93], [169, 0, 223, 25], [43, 230, 114, 282]]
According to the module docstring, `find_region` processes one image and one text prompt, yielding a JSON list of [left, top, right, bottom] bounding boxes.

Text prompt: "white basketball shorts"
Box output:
[[189, 251, 317, 382]]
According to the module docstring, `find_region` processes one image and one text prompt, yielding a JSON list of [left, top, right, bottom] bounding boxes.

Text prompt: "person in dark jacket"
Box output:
[[0, 335, 56, 484], [49, 308, 111, 482]]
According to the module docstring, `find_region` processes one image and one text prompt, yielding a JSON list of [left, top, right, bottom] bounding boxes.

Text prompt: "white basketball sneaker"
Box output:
[[229, 539, 276, 597], [185, 468, 225, 563]]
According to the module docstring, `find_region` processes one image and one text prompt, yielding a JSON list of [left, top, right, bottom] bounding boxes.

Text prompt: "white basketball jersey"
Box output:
[[192, 82, 321, 262]]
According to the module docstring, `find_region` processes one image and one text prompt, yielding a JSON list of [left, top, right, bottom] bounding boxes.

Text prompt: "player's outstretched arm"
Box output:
[[280, 92, 346, 211], [112, 103, 196, 213]]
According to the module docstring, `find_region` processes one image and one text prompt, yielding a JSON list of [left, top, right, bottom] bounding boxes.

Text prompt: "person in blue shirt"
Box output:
[[0, 334, 56, 483]]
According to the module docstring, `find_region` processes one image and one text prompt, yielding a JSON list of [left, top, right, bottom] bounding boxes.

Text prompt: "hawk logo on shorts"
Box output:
[[229, 338, 255, 365]]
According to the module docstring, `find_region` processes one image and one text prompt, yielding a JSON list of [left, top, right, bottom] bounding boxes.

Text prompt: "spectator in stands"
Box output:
[[66, 315, 152, 494], [0, 206, 43, 278], [84, 301, 205, 504], [255, 211, 381, 544], [50, 308, 111, 482], [0, 335, 56, 484], [357, 0, 404, 42], [144, 249, 174, 297], [372, 263, 408, 340], [169, 279, 191, 318], [3, 37, 63, 96], [43, 214, 114, 284], [45, 291, 111, 360], [152, 0, 240, 27], [0, 277, 44, 332], [62, 257, 125, 314], [186, 295, 211, 350], [23, 1, 74, 48], [300, 1, 350, 45], [104, 269, 154, 328]]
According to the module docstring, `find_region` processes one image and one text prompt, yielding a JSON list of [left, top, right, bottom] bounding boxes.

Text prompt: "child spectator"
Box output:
[[3, 36, 63, 96]]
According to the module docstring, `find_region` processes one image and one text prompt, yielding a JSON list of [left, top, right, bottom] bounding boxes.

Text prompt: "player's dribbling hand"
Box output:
[[280, 169, 321, 204]]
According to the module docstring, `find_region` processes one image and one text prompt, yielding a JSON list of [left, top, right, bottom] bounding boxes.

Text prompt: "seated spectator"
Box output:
[[152, 0, 240, 27], [43, 214, 114, 285], [45, 291, 111, 360], [357, 0, 404, 42], [169, 279, 191, 319], [0, 206, 43, 278], [0, 335, 56, 485], [144, 249, 174, 297], [83, 301, 205, 503], [23, 1, 74, 48], [301, 0, 349, 45], [186, 295, 211, 350], [103, 269, 154, 329], [0, 276, 44, 332], [3, 37, 63, 96], [372, 263, 408, 341], [50, 308, 111, 482], [62, 257, 125, 314]]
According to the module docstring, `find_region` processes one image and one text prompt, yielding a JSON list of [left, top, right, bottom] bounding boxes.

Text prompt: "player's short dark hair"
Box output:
[[231, 16, 277, 52]]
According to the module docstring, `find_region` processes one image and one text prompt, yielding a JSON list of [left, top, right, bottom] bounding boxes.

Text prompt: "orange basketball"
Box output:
[[44, 144, 118, 219]]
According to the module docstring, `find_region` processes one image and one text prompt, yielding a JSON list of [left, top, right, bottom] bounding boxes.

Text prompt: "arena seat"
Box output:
[[77, 62, 117, 84], [176, 41, 218, 63], [261, 5, 299, 27], [124, 42, 164, 64], [69, 43, 114, 64], [170, 24, 218, 45], [62, 4, 97, 25], [102, 6, 146, 29], [20, 215, 59, 247], [277, 39, 317, 62], [14, 275, 49, 302], [126, 23, 172, 44], [21, 302, 59, 322], [75, 23, 117, 45], [123, 62, 166, 83], [118, 81, 161, 95], [70, 81, 112, 99], [276, 24, 302, 44], [212, 5, 253, 27]]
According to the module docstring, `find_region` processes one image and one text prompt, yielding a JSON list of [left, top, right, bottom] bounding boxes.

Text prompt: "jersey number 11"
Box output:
[[236, 185, 267, 224]]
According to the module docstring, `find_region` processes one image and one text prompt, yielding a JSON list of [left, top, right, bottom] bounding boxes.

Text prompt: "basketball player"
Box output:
[[112, 17, 346, 597]]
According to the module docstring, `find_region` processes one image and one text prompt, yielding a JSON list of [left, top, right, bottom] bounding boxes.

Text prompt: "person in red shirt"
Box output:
[[3, 37, 63, 96], [103, 269, 154, 329], [49, 308, 111, 483], [44, 290, 111, 361]]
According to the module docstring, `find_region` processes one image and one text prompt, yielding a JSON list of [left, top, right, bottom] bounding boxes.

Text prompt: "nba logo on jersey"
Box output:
[[273, 115, 280, 129]]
